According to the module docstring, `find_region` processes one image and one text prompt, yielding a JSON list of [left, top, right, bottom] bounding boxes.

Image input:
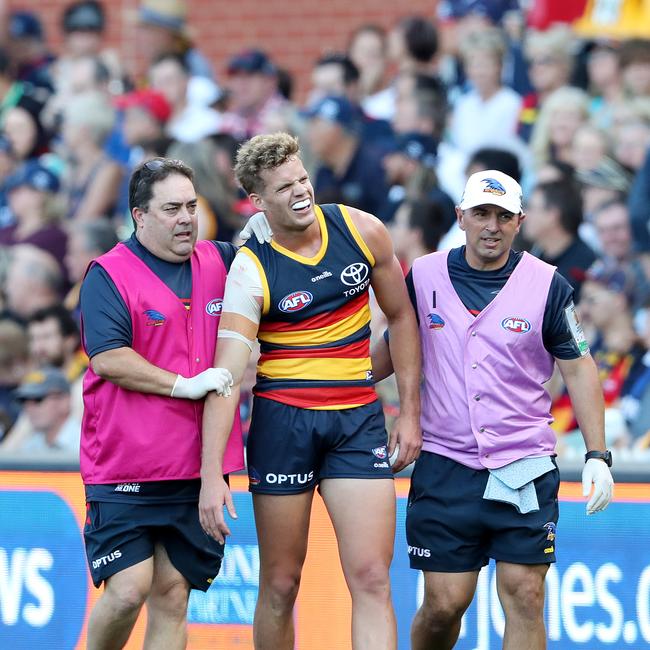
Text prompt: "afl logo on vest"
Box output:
[[279, 290, 313, 313], [501, 316, 531, 333], [205, 298, 223, 316]]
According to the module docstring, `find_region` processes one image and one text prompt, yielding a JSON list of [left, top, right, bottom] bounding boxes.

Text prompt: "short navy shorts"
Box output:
[[246, 397, 394, 494], [406, 452, 559, 572], [83, 499, 224, 591]]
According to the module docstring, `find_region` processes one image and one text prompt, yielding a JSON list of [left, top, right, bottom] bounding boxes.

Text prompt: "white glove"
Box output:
[[171, 368, 233, 400], [582, 458, 614, 514], [239, 211, 273, 243]]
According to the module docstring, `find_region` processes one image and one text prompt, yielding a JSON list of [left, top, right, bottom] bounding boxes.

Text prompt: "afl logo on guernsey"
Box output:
[[279, 290, 313, 312], [340, 263, 369, 286], [205, 298, 223, 316], [501, 316, 531, 333]]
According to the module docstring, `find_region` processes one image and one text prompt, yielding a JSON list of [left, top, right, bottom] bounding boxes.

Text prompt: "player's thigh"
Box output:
[[150, 542, 190, 598], [320, 477, 396, 572], [420, 570, 480, 616], [252, 490, 315, 572], [495, 561, 549, 604], [103, 556, 155, 607]]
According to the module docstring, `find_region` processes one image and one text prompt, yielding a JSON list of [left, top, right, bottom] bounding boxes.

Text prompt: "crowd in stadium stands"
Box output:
[[0, 0, 649, 462]]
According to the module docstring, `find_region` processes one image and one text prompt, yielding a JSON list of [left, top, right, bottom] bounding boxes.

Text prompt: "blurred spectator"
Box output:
[[577, 157, 632, 220], [63, 219, 119, 316], [586, 40, 623, 129], [149, 52, 221, 143], [0, 318, 29, 440], [613, 117, 650, 173], [524, 179, 596, 300], [390, 197, 448, 269], [0, 161, 67, 270], [27, 305, 86, 381], [136, 0, 213, 79], [450, 27, 522, 157], [570, 123, 609, 174], [388, 15, 438, 76], [530, 86, 590, 171], [7, 11, 55, 91], [4, 366, 80, 455], [380, 132, 455, 228], [3, 244, 64, 320], [519, 25, 575, 141], [3, 94, 51, 162], [117, 88, 171, 152], [0, 134, 16, 228], [220, 48, 288, 140], [629, 148, 650, 252], [348, 24, 392, 120], [619, 39, 650, 100], [308, 53, 393, 149], [553, 262, 645, 434], [61, 91, 122, 220], [305, 94, 388, 217]]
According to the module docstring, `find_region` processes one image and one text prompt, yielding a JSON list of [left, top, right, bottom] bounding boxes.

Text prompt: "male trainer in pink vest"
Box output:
[[79, 158, 245, 649], [373, 169, 615, 650]]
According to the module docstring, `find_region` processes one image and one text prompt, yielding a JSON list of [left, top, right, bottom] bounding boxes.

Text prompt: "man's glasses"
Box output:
[[142, 159, 165, 173]]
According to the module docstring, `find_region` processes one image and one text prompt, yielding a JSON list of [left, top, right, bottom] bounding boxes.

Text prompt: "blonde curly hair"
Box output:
[[235, 132, 300, 195]]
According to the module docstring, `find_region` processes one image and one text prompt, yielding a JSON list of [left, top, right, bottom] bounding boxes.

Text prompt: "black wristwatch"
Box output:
[[585, 450, 613, 467]]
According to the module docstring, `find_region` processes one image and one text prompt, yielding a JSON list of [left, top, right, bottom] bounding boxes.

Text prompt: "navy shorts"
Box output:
[[83, 499, 224, 591], [406, 452, 559, 572], [246, 397, 394, 494]]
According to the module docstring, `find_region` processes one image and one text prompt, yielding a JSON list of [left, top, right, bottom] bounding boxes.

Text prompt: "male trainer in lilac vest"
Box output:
[[373, 169, 615, 650], [79, 158, 244, 649]]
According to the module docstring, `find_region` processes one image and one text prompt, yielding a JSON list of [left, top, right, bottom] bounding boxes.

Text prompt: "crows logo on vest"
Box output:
[[501, 316, 531, 333], [144, 309, 166, 326], [427, 313, 445, 329]]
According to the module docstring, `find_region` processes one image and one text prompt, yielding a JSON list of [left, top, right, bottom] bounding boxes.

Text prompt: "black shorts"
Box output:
[[83, 499, 224, 591], [406, 452, 559, 572], [246, 397, 393, 494]]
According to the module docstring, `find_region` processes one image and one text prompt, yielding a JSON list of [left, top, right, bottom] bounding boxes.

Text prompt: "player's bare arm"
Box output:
[[348, 206, 422, 472], [200, 254, 263, 541]]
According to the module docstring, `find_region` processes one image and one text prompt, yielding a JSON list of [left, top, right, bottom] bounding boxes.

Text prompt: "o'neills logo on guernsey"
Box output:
[[501, 316, 531, 333], [279, 290, 313, 313]]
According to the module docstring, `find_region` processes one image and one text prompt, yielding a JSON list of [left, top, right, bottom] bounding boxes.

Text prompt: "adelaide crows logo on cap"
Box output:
[[144, 309, 166, 326], [482, 178, 507, 196]]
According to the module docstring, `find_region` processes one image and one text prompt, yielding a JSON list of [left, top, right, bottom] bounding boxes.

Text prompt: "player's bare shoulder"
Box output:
[[343, 205, 393, 263]]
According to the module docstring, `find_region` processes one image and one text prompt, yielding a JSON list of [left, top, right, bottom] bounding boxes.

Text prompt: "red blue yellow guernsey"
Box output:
[[242, 203, 376, 410]]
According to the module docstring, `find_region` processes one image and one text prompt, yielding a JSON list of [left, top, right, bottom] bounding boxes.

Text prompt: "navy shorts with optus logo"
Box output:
[[406, 452, 559, 572], [246, 397, 394, 494], [84, 498, 224, 591]]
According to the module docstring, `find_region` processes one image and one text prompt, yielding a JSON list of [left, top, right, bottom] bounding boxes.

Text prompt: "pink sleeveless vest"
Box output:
[[412, 250, 557, 470], [80, 240, 244, 483]]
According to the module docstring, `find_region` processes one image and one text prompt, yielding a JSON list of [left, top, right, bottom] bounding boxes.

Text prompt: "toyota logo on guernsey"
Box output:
[[279, 290, 313, 313], [501, 316, 531, 333], [205, 298, 223, 316], [340, 263, 369, 286]]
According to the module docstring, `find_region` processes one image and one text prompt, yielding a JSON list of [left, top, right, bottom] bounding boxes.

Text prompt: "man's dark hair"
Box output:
[[128, 157, 194, 215], [407, 198, 447, 252], [316, 53, 360, 86], [468, 148, 522, 183], [619, 39, 650, 69], [400, 16, 438, 64], [535, 180, 584, 236], [28, 305, 79, 339]]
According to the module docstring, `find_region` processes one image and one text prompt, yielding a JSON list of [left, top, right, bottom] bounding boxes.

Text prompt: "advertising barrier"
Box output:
[[0, 472, 649, 649]]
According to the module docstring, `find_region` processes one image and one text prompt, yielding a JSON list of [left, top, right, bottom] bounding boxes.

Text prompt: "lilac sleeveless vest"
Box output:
[[80, 240, 244, 483], [412, 250, 557, 470]]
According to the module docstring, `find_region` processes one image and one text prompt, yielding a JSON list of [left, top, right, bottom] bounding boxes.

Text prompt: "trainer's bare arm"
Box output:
[[200, 252, 263, 541], [348, 206, 422, 472]]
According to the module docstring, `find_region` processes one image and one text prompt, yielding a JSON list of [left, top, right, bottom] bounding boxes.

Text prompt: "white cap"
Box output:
[[459, 169, 523, 214]]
